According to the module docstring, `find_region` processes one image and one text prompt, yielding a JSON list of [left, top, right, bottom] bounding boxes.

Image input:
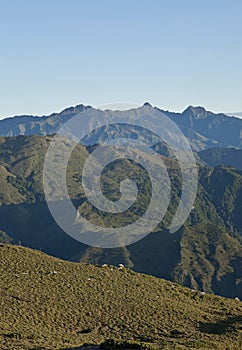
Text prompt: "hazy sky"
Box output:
[[1, 0, 242, 118]]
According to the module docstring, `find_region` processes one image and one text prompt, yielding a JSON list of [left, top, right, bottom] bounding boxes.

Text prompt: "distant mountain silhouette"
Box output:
[[1, 103, 242, 150]]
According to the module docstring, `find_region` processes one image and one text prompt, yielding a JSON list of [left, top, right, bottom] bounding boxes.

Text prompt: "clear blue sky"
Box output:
[[1, 0, 242, 118]]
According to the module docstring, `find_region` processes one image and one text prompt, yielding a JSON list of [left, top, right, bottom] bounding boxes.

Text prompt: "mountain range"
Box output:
[[0, 132, 241, 299], [0, 103, 242, 303], [1, 104, 242, 150]]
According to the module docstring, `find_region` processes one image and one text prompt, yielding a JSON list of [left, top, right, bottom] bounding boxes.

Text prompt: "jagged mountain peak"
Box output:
[[58, 103, 92, 116], [182, 105, 210, 119], [142, 102, 153, 108], [48, 103, 92, 118]]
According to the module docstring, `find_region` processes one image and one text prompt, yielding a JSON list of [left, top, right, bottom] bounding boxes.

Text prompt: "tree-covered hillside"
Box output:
[[0, 135, 241, 299]]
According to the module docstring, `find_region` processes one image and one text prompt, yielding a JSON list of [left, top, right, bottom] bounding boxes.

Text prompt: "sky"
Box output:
[[0, 0, 242, 118]]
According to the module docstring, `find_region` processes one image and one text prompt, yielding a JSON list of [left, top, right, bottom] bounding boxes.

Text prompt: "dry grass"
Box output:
[[0, 244, 241, 349]]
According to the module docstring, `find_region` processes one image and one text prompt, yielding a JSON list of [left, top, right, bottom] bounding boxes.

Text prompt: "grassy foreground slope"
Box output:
[[0, 244, 241, 350]]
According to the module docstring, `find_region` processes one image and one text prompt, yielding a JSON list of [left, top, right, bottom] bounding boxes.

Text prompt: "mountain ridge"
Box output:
[[0, 135, 241, 299], [1, 103, 242, 150]]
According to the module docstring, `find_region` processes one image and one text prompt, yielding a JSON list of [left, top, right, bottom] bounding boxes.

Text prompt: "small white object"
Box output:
[[235, 297, 240, 302], [118, 263, 124, 269]]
